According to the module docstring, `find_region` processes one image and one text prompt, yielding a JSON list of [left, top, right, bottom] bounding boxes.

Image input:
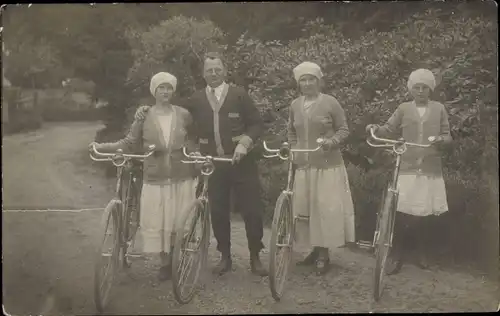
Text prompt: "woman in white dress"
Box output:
[[366, 68, 452, 273], [92, 72, 198, 281], [288, 61, 356, 275]]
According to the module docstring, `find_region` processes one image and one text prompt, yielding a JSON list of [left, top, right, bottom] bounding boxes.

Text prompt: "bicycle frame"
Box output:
[[90, 144, 155, 239], [180, 147, 233, 232], [170, 148, 233, 303], [263, 138, 325, 220], [361, 128, 434, 249], [90, 144, 154, 197], [181, 147, 233, 198]]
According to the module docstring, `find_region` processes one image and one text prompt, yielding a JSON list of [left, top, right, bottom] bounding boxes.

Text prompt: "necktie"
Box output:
[[211, 87, 217, 101]]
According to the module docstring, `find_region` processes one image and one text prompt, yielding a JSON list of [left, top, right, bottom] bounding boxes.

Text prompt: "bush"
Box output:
[[233, 7, 497, 273], [2, 88, 43, 134], [125, 16, 225, 99], [94, 5, 498, 273]]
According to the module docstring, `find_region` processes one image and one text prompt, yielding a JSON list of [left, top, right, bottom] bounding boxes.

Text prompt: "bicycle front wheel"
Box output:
[[172, 199, 210, 304], [94, 199, 121, 313], [373, 189, 396, 302], [269, 192, 294, 302]]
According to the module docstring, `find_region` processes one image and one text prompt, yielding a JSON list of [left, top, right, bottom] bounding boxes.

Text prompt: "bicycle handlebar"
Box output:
[[263, 138, 325, 160], [89, 143, 156, 167], [181, 147, 233, 163], [181, 147, 233, 176], [367, 127, 433, 149]]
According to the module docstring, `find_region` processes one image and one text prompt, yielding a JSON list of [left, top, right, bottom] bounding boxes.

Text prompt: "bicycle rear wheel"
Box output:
[[269, 192, 294, 302], [172, 199, 210, 304], [94, 199, 121, 313], [373, 189, 397, 302]]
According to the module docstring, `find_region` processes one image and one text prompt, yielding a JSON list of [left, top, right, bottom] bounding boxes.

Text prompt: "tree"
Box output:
[[126, 15, 224, 100]]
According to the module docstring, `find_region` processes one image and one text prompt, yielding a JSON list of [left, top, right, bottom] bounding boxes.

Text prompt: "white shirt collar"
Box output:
[[206, 82, 226, 101]]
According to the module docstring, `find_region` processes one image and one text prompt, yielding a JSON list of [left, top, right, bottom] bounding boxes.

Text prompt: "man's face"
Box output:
[[203, 58, 226, 88]]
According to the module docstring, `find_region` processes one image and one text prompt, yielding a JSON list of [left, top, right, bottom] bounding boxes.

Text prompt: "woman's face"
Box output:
[[298, 74, 320, 96], [410, 83, 431, 104], [155, 83, 174, 103]]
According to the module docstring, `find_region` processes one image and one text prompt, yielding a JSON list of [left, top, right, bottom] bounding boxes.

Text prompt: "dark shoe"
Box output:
[[250, 253, 268, 277], [212, 255, 232, 275], [416, 253, 429, 270], [386, 258, 403, 275], [296, 249, 319, 266], [158, 265, 171, 281], [315, 257, 330, 276]]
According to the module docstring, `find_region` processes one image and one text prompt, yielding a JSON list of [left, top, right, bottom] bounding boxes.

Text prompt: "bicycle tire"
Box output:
[[269, 192, 294, 302], [373, 189, 396, 302], [94, 199, 121, 313], [172, 199, 210, 304]]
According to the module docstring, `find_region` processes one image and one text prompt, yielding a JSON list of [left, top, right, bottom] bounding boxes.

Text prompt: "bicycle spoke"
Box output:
[[179, 253, 195, 292], [275, 249, 286, 284], [178, 247, 194, 283], [177, 227, 200, 290]]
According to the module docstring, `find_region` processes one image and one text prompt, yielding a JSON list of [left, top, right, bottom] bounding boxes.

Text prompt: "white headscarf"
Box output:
[[293, 61, 323, 82], [150, 72, 177, 96], [407, 68, 436, 91]]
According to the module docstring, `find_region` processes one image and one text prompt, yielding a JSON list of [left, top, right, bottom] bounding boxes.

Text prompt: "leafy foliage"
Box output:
[[226, 7, 497, 270], [3, 2, 497, 271], [126, 16, 224, 100]]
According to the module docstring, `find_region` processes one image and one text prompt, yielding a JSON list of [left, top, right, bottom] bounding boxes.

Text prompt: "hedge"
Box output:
[[97, 9, 498, 274]]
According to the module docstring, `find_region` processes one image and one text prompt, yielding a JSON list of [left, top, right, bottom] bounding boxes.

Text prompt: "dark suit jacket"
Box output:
[[181, 84, 264, 157]]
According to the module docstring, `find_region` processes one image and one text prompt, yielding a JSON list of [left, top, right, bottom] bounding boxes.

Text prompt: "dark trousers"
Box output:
[[392, 212, 430, 259], [206, 155, 265, 256]]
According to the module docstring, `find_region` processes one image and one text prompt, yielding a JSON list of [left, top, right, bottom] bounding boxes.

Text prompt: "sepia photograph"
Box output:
[[1, 1, 499, 315]]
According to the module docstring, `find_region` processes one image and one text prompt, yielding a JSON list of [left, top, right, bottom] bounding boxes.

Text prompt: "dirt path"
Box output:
[[2, 122, 114, 210], [2, 122, 499, 315]]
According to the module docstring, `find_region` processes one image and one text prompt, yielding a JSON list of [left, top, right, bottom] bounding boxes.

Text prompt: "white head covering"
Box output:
[[407, 68, 436, 91], [293, 61, 323, 82], [150, 72, 177, 96]]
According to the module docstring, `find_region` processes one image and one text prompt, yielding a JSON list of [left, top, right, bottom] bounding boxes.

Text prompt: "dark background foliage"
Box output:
[[2, 2, 497, 274]]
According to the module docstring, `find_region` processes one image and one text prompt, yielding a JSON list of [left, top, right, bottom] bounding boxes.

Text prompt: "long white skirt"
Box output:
[[133, 178, 197, 254], [397, 174, 448, 217], [292, 165, 356, 252]]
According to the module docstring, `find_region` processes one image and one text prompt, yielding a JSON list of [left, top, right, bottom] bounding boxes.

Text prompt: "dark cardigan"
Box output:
[[182, 84, 264, 157]]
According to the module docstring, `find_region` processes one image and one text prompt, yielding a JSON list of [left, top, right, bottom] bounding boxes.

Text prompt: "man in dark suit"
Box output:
[[135, 52, 268, 276]]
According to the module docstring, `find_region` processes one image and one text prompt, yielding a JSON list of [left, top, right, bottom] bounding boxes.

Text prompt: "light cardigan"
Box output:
[[376, 100, 452, 176], [288, 93, 350, 169], [100, 105, 198, 185]]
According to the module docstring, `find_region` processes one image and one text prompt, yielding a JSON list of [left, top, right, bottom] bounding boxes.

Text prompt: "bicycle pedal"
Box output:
[[295, 215, 310, 221], [356, 241, 373, 250], [126, 253, 143, 259]]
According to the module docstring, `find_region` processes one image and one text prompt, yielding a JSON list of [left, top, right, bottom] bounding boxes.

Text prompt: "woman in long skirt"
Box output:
[[92, 72, 198, 281], [288, 61, 356, 275]]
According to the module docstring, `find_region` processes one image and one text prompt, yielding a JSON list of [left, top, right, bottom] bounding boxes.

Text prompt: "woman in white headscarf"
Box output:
[[366, 68, 452, 273], [288, 61, 356, 275], [91, 72, 199, 281]]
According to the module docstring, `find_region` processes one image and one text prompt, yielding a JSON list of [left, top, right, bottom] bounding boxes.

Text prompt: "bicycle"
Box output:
[[262, 138, 325, 301], [171, 148, 232, 304], [89, 143, 155, 313], [356, 127, 434, 302]]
